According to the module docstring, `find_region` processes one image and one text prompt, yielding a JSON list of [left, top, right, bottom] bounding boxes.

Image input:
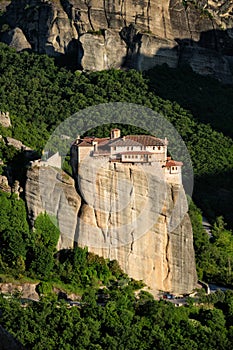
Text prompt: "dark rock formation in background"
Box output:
[[0, 0, 232, 82], [1, 27, 31, 51]]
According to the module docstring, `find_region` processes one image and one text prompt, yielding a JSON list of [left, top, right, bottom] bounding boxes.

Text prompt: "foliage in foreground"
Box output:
[[0, 189, 233, 291], [189, 201, 233, 284], [1, 287, 233, 349], [0, 190, 128, 292]]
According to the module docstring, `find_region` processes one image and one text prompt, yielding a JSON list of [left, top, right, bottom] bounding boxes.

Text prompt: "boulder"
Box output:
[[1, 27, 31, 51]]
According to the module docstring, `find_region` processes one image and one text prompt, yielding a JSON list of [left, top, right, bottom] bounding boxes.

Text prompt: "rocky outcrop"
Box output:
[[0, 0, 233, 82], [0, 1, 10, 12], [79, 29, 126, 70], [0, 282, 39, 300], [1, 27, 31, 51], [2, 0, 79, 56], [25, 165, 81, 250], [76, 161, 197, 294], [0, 111, 11, 128], [25, 162, 197, 294], [0, 175, 11, 192], [5, 136, 31, 150]]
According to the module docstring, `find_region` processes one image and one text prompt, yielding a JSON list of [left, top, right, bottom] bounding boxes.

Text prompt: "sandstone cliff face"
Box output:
[[25, 163, 197, 294], [76, 161, 197, 294], [1, 0, 233, 82], [25, 165, 81, 250]]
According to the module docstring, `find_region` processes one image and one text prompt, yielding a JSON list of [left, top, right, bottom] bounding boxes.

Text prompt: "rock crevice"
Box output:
[[25, 163, 197, 294], [1, 0, 232, 82]]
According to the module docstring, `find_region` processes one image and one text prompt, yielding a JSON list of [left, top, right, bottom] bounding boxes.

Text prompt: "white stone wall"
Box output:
[[41, 152, 61, 169], [78, 146, 93, 163], [112, 145, 142, 154], [146, 145, 167, 161], [122, 154, 149, 162], [165, 167, 182, 184]]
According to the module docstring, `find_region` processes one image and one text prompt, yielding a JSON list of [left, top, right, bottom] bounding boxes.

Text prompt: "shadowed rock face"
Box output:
[[1, 0, 233, 81], [0, 325, 24, 350], [1, 27, 31, 51], [25, 164, 197, 294]]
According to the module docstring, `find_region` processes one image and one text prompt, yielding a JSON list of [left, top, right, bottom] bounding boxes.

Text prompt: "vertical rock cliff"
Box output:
[[25, 165, 81, 250], [25, 163, 197, 294], [1, 0, 233, 82]]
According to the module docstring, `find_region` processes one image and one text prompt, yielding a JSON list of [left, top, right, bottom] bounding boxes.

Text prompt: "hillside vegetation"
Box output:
[[1, 285, 233, 349], [0, 191, 233, 349], [0, 43, 232, 224], [0, 42, 232, 285], [0, 42, 233, 349]]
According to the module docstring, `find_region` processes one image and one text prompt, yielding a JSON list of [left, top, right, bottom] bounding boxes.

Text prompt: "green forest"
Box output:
[[0, 194, 233, 349], [1, 283, 233, 349], [0, 42, 233, 348]]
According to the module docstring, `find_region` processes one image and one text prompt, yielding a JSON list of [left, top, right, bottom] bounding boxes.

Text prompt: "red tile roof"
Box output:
[[77, 140, 93, 147], [126, 135, 166, 146], [165, 160, 183, 167], [76, 134, 166, 148], [77, 137, 109, 147], [109, 138, 142, 147]]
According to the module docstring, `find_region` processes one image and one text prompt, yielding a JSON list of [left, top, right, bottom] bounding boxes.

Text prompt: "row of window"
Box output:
[[125, 146, 162, 151], [124, 155, 152, 159], [113, 146, 162, 151], [167, 166, 178, 171]]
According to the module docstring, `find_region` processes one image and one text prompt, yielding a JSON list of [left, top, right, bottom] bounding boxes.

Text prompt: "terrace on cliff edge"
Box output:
[[71, 128, 183, 185]]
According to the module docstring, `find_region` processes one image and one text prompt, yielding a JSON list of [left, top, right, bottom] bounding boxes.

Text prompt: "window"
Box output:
[[149, 156, 151, 159], [131, 147, 133, 150], [135, 155, 138, 158], [172, 167, 175, 170], [127, 147, 129, 151], [153, 146, 155, 150], [113, 146, 116, 150], [158, 146, 161, 150], [132, 155, 134, 159]]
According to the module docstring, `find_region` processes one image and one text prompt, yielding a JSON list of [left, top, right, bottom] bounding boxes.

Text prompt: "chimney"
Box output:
[[111, 128, 121, 139], [75, 135, 81, 144], [92, 140, 98, 152]]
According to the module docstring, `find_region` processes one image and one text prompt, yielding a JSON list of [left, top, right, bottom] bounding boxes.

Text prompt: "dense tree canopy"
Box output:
[[0, 43, 233, 349], [0, 43, 232, 225], [1, 286, 233, 349]]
